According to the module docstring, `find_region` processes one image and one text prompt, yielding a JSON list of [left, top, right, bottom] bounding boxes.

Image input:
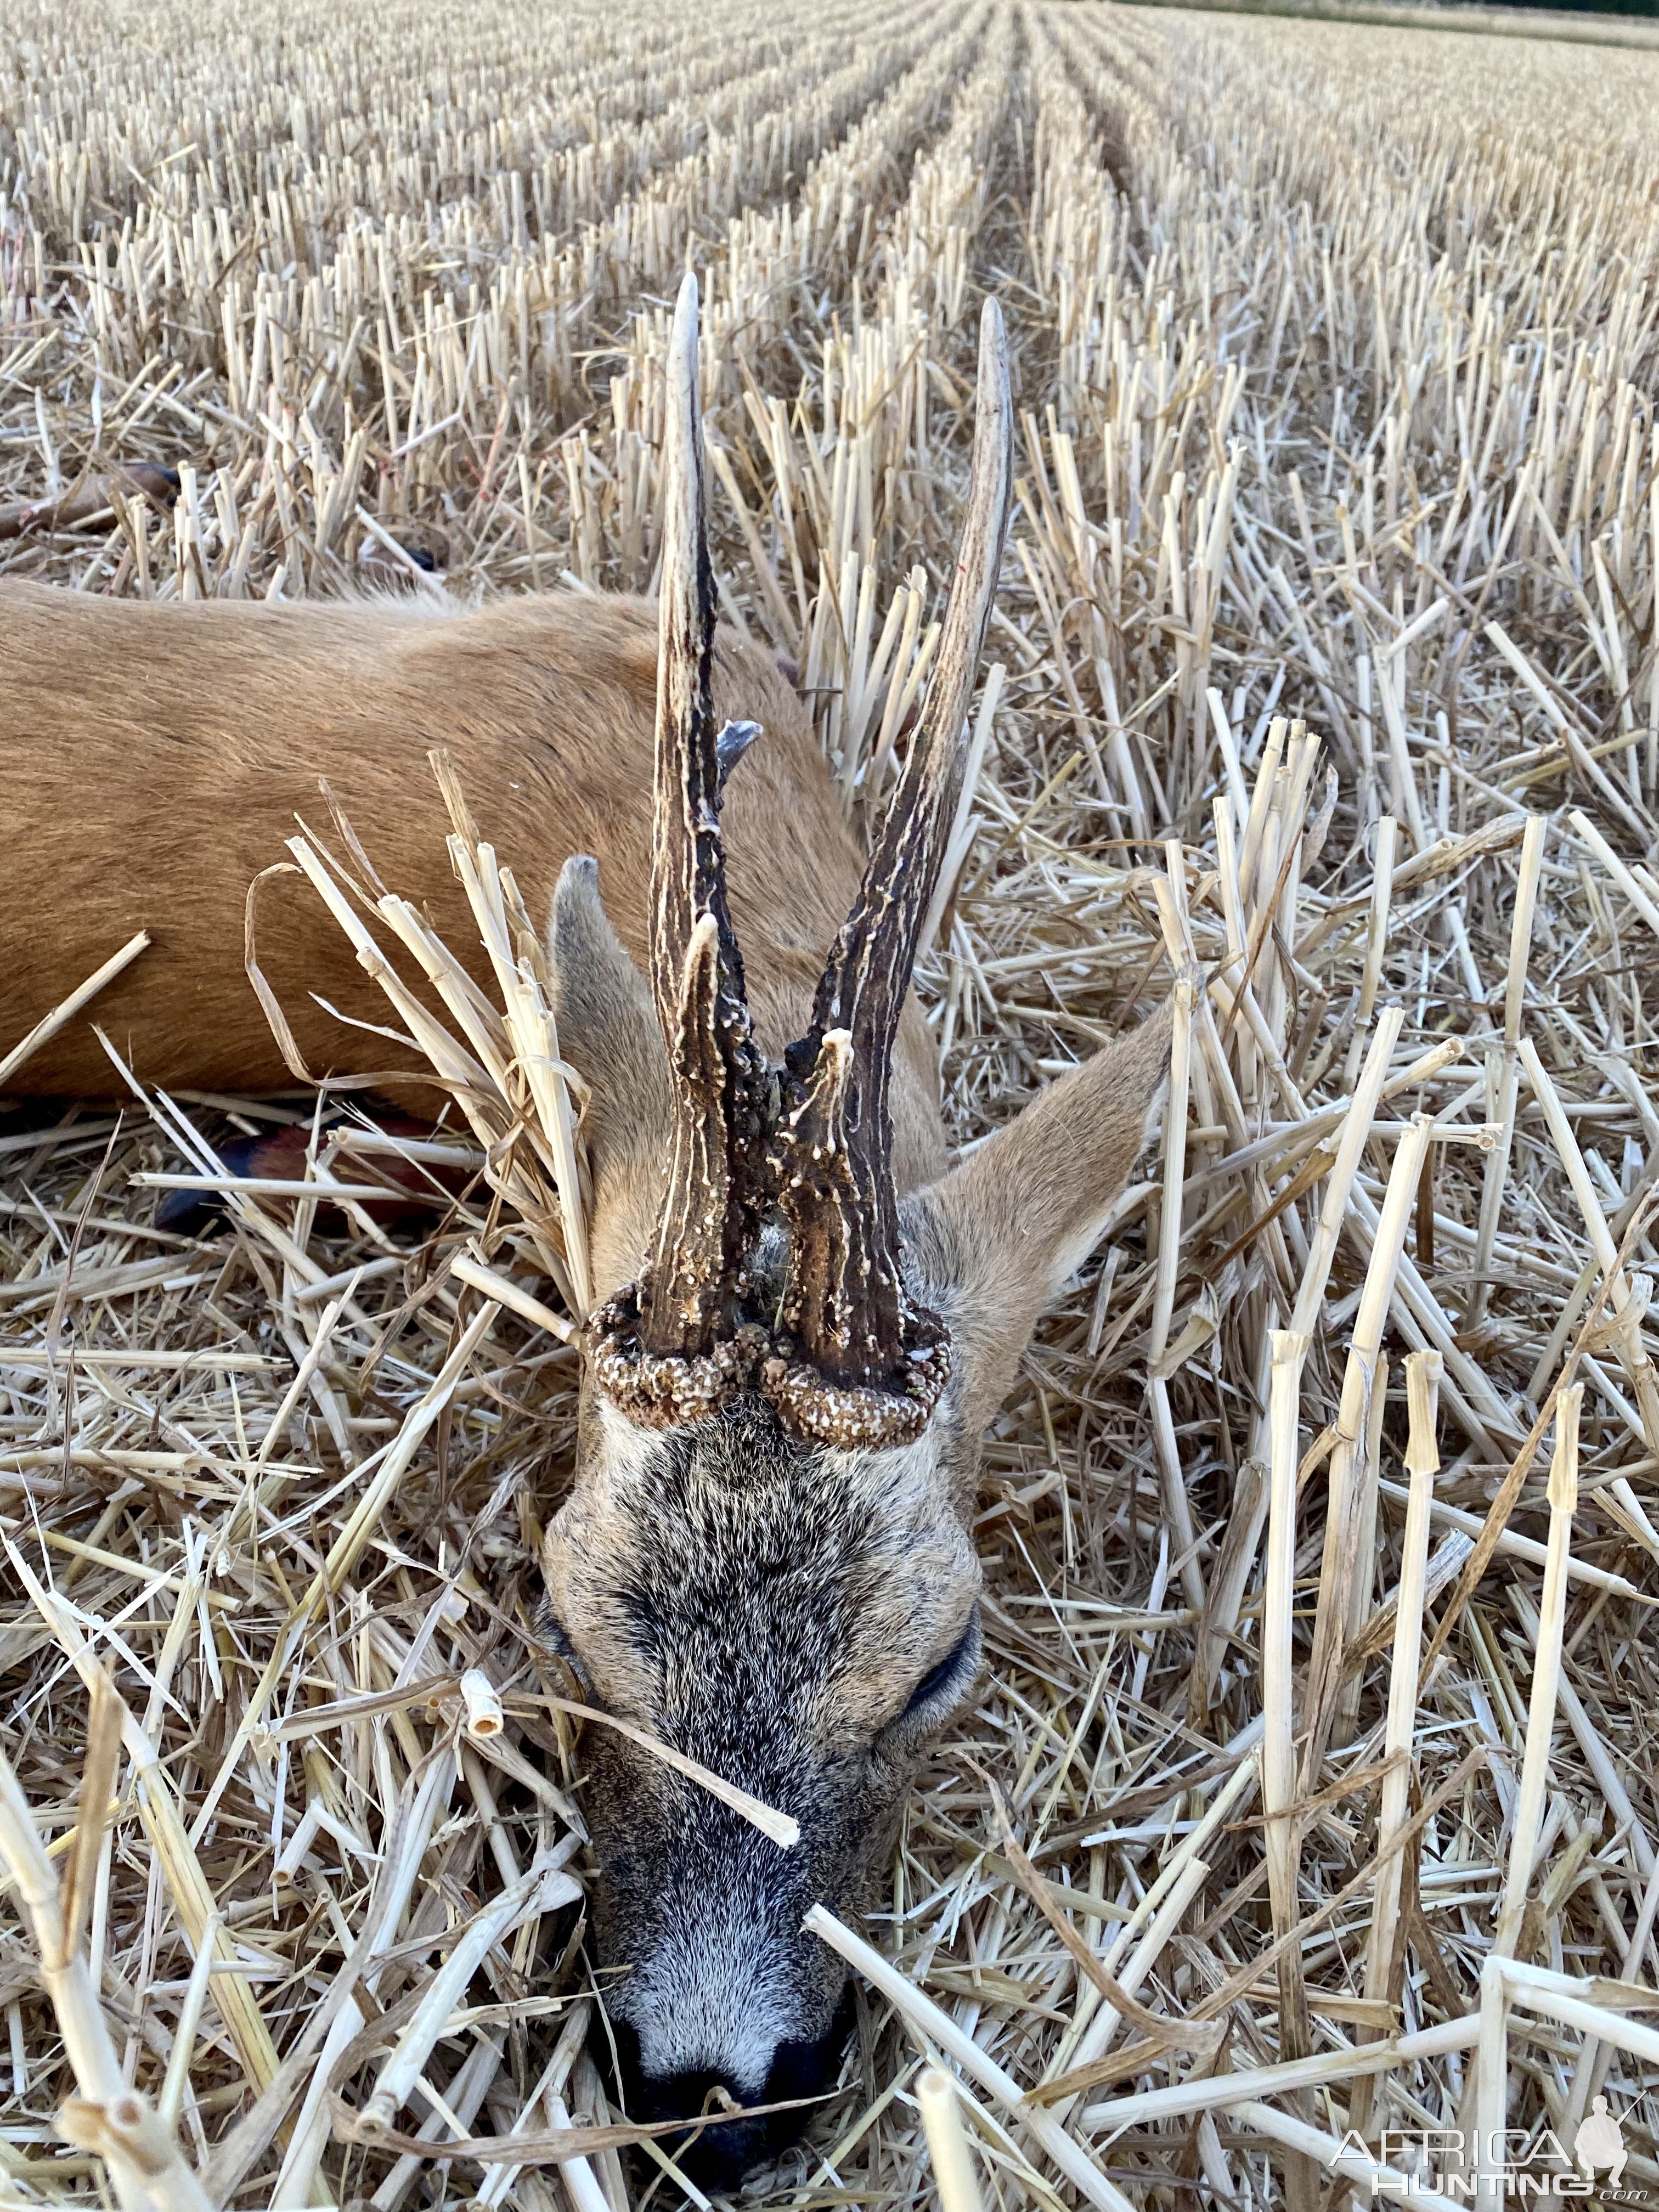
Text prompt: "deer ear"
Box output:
[[548, 856, 673, 1302], [904, 1007, 1172, 1443]]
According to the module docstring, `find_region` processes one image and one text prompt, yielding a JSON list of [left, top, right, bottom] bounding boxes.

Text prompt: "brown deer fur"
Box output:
[[0, 579, 943, 1197]]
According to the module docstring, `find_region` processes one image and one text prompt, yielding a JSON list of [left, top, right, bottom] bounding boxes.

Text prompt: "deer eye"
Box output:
[[538, 1605, 594, 1695], [897, 1609, 981, 1725], [537, 1601, 574, 1660]]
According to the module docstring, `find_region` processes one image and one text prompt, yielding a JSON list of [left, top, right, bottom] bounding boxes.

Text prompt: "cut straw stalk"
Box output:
[[1422, 1189, 1659, 1679], [1301, 1111, 1432, 1774], [358, 1858, 578, 2137], [1183, 1035, 1461, 1202], [279, 828, 580, 1301], [273, 1679, 798, 1846], [1510, 1580, 1657, 1884], [1342, 816, 1396, 1090], [918, 661, 1004, 959], [1463, 1386, 1587, 2199], [1146, 967, 1204, 1610], [917, 2067, 985, 2212], [1485, 622, 1647, 839], [1373, 1480, 1651, 1602], [0, 1735, 211, 2212], [1080, 2012, 1481, 2135], [1466, 811, 1544, 1330], [1262, 1327, 1317, 2212], [1289, 1005, 1404, 1338], [1500, 1957, 1659, 2055], [1348, 1346, 1440, 2142], [461, 1668, 506, 1739], [1492, 1384, 1582, 1959], [1520, 1037, 1659, 1455], [433, 781, 591, 1313], [1568, 804, 1659, 947], [136, 1172, 394, 1199], [450, 1249, 576, 1341], [552, 1696, 800, 1848], [157, 1911, 220, 2138], [0, 930, 149, 1090], [803, 1903, 1139, 2212], [469, 1999, 595, 2210], [1374, 651, 1428, 851]]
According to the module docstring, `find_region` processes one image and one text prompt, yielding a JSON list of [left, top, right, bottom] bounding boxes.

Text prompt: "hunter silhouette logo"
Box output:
[[1576, 2098, 1628, 2191]]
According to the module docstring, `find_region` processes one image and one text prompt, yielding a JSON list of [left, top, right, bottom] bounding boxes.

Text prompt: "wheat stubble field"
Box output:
[[2, 0, 1659, 2204]]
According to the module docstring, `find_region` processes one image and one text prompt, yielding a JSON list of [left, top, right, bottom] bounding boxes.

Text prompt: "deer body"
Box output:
[[0, 582, 942, 1172], [0, 289, 1171, 2185]]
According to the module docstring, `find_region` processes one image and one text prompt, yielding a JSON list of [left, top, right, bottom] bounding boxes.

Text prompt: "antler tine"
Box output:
[[630, 272, 771, 1367], [771, 298, 1014, 1448]]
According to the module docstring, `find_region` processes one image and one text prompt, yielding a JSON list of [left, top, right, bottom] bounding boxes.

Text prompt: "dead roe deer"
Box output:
[[0, 283, 1171, 2181]]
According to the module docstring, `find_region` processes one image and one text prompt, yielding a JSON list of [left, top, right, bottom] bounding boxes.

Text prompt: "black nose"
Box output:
[[601, 1993, 854, 2187]]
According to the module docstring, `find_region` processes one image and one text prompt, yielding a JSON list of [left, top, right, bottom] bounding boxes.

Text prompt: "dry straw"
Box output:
[[3, 0, 1659, 2203]]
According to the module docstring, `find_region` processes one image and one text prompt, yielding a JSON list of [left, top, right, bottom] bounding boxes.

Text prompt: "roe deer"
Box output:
[[0, 280, 1170, 2182]]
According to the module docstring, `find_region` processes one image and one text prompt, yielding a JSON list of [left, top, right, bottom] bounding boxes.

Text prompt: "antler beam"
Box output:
[[594, 273, 774, 1413], [770, 298, 1014, 1447]]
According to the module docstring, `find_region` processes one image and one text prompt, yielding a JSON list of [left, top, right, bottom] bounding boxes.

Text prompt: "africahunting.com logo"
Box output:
[[1339, 2098, 1643, 2200]]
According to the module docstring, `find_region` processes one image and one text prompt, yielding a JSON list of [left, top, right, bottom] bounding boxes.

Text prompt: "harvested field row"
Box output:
[[2, 2, 1658, 2207]]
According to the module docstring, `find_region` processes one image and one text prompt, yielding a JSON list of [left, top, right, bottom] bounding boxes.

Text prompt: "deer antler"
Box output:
[[768, 300, 1014, 1449], [590, 284, 1013, 1448], [588, 273, 775, 1424]]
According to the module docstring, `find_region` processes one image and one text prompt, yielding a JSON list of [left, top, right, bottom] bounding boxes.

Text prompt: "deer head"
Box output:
[[540, 275, 1171, 2185]]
